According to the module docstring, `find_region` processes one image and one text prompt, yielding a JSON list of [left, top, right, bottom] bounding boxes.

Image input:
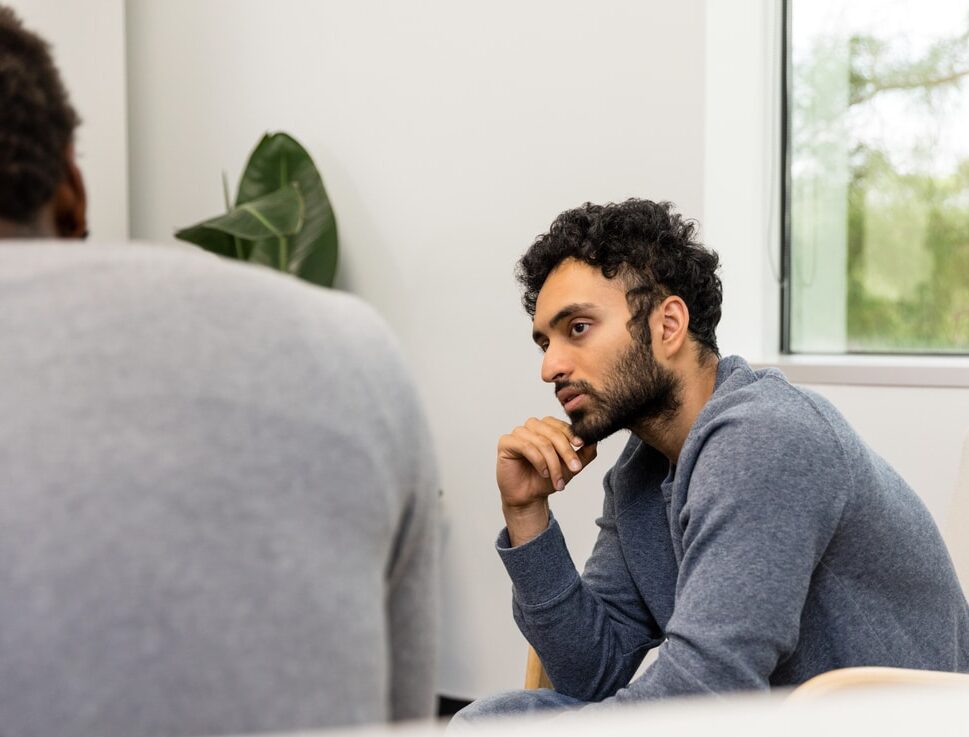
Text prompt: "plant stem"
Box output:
[[222, 171, 244, 260], [279, 154, 289, 271]]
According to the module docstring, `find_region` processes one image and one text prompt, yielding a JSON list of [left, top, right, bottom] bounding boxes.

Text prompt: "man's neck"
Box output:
[[0, 212, 54, 239], [632, 358, 719, 466]]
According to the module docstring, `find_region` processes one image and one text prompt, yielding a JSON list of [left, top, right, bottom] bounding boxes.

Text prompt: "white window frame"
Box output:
[[703, 0, 969, 388]]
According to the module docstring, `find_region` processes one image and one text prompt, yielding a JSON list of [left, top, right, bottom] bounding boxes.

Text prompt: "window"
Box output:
[[784, 0, 969, 354]]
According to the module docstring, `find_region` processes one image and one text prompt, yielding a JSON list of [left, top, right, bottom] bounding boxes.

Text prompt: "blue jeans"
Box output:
[[449, 688, 586, 726]]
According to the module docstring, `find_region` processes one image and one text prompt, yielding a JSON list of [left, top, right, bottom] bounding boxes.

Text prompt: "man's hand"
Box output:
[[496, 416, 598, 546]]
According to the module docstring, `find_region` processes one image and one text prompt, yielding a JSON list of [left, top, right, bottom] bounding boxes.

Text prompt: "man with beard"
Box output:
[[453, 198, 969, 722]]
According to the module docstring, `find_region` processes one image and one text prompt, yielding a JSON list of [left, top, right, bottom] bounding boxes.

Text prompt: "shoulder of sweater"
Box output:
[[681, 373, 857, 488], [702, 368, 844, 435]]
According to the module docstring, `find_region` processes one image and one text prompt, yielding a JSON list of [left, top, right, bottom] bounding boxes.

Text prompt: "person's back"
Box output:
[[0, 242, 439, 737]]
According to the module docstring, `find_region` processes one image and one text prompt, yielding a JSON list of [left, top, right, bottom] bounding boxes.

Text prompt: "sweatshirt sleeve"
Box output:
[[382, 339, 441, 721], [386, 442, 440, 720], [600, 409, 850, 705], [496, 468, 665, 701]]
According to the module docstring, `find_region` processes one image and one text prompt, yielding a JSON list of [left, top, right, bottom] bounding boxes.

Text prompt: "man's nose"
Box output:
[[541, 343, 571, 384]]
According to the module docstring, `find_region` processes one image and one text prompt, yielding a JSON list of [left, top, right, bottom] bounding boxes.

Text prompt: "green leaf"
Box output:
[[174, 223, 240, 259], [177, 184, 303, 242], [237, 132, 338, 287]]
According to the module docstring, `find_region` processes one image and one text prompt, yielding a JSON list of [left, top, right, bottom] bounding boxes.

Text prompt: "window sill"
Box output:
[[751, 355, 969, 389]]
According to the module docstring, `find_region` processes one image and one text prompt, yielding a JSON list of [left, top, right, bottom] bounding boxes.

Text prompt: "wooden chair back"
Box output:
[[524, 645, 553, 689], [789, 667, 969, 700]]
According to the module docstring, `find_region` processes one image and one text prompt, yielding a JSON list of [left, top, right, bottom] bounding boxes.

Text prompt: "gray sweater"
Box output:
[[498, 355, 969, 703], [0, 242, 439, 736]]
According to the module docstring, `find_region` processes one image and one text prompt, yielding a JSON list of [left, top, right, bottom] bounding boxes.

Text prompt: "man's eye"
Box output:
[[570, 322, 590, 337]]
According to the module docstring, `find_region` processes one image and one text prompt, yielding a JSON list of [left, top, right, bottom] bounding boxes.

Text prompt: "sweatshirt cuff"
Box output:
[[496, 516, 580, 608]]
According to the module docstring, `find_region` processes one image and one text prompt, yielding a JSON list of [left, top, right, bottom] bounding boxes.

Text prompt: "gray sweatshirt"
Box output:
[[498, 355, 969, 703], [0, 242, 439, 737]]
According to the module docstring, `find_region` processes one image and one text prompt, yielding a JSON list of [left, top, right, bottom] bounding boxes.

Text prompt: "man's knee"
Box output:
[[449, 688, 585, 726]]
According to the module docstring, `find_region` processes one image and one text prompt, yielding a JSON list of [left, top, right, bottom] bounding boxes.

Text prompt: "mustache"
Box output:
[[554, 380, 599, 400]]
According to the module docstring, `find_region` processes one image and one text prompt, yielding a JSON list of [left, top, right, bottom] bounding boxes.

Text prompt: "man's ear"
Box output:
[[51, 146, 87, 239], [652, 295, 690, 359]]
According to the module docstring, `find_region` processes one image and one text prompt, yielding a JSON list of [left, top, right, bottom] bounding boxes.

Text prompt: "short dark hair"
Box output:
[[517, 198, 722, 360], [0, 6, 80, 223]]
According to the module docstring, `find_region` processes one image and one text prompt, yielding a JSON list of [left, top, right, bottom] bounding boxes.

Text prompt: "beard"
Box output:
[[559, 339, 681, 443]]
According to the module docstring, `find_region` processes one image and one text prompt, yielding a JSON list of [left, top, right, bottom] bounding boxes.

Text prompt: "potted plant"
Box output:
[[176, 132, 338, 287]]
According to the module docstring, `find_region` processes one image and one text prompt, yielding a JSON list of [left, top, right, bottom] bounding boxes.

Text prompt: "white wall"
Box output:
[[703, 0, 782, 360], [8, 0, 128, 241], [125, 0, 706, 697]]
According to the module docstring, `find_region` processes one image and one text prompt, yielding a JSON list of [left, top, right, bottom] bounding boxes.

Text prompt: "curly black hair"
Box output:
[[0, 6, 79, 224], [517, 199, 722, 360]]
